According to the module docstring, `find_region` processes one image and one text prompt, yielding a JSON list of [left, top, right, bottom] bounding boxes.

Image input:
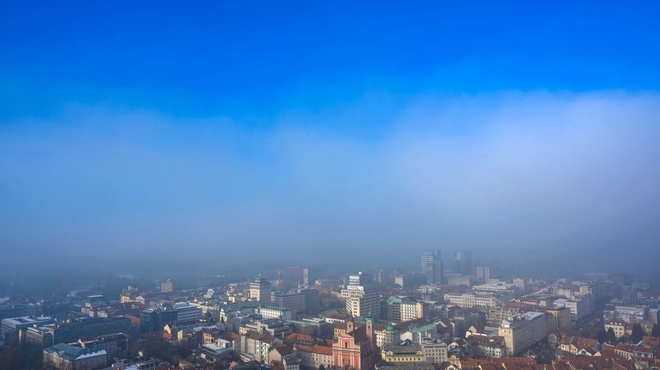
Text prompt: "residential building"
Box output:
[[421, 338, 448, 363], [545, 307, 571, 331], [296, 344, 333, 369], [498, 312, 548, 356], [386, 297, 426, 323]]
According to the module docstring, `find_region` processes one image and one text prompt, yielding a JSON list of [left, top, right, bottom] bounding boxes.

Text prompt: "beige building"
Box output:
[[382, 344, 425, 363], [296, 344, 333, 369], [545, 306, 571, 331], [421, 338, 448, 363], [498, 312, 547, 356], [161, 279, 174, 293], [376, 323, 399, 349]]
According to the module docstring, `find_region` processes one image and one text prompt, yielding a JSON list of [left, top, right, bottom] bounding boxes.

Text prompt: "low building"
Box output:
[[382, 343, 425, 363], [0, 316, 53, 343], [43, 343, 107, 370]]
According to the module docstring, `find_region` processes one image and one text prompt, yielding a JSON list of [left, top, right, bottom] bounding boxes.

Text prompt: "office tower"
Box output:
[[454, 251, 473, 275], [250, 276, 272, 304], [422, 250, 443, 284], [476, 266, 492, 283], [343, 272, 380, 318]]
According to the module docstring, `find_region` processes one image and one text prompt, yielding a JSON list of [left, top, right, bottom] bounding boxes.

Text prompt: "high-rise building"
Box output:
[[453, 251, 473, 275], [161, 279, 174, 293], [250, 276, 272, 304], [476, 266, 492, 283], [343, 272, 380, 318], [422, 250, 444, 284], [303, 266, 322, 287]]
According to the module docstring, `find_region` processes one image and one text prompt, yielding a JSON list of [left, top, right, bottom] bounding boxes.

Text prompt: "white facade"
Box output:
[[343, 272, 380, 318], [174, 302, 203, 323], [444, 293, 496, 309]]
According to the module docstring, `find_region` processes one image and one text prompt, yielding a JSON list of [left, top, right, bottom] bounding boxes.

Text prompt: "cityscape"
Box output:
[[2, 2, 660, 370], [1, 251, 659, 370]]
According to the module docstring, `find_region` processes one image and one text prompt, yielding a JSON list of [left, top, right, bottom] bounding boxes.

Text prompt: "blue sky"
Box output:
[[1, 2, 660, 273], [2, 1, 659, 119]]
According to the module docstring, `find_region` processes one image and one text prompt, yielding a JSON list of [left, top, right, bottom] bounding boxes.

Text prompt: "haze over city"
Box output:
[[3, 3, 660, 370], [2, 2, 660, 278]]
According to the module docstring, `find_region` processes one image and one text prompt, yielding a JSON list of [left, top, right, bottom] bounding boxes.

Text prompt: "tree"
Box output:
[[607, 328, 617, 343], [631, 323, 644, 344], [652, 324, 660, 338], [319, 365, 326, 370], [596, 329, 608, 344]]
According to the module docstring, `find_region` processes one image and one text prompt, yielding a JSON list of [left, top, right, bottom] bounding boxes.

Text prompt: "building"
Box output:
[[387, 297, 426, 323], [259, 306, 293, 320], [0, 304, 42, 320], [554, 298, 590, 322], [343, 272, 380, 318], [443, 293, 497, 309], [421, 338, 448, 363], [174, 302, 203, 324], [76, 333, 129, 359], [46, 316, 132, 345], [382, 343, 425, 363], [476, 266, 492, 284], [43, 343, 107, 370], [394, 274, 428, 288], [376, 323, 399, 350], [299, 288, 320, 312], [498, 312, 548, 356], [453, 251, 473, 275], [26, 326, 54, 348], [271, 292, 305, 313], [333, 319, 377, 370], [1, 316, 53, 343], [303, 267, 322, 287], [140, 308, 178, 332], [296, 344, 333, 369], [251, 277, 272, 304], [421, 250, 444, 284], [161, 279, 174, 293], [545, 307, 571, 331], [605, 319, 626, 339], [400, 324, 438, 344]]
